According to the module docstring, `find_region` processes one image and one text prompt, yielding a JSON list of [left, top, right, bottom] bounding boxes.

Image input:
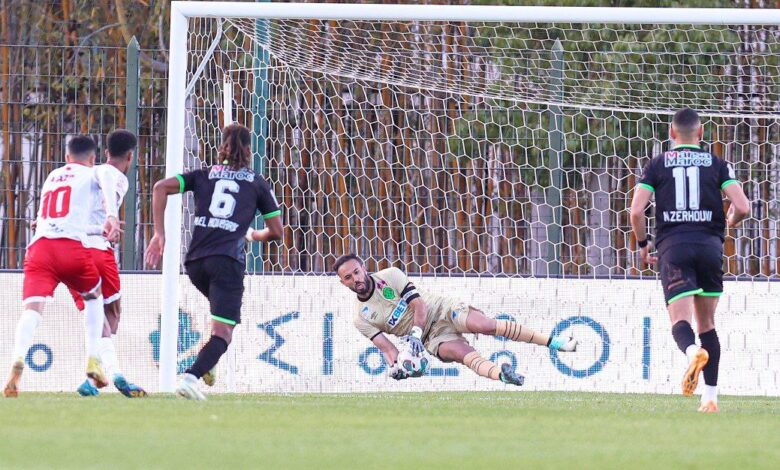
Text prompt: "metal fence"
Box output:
[[0, 41, 167, 270], [1, 35, 778, 278]]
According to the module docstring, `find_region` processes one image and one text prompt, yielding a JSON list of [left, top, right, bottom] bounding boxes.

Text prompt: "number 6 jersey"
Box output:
[[177, 165, 281, 263], [638, 144, 738, 249]]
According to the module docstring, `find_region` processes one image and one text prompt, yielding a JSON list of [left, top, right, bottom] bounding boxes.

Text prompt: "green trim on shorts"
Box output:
[[211, 315, 237, 326], [667, 288, 703, 305], [721, 180, 738, 190], [698, 291, 723, 297], [262, 210, 281, 219], [175, 174, 186, 193], [637, 183, 655, 193]]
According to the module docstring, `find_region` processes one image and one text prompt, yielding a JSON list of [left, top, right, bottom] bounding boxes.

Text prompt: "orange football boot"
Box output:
[[3, 359, 24, 398], [682, 348, 709, 397]]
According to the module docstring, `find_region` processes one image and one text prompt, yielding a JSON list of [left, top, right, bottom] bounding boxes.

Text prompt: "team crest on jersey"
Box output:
[[382, 287, 395, 300]]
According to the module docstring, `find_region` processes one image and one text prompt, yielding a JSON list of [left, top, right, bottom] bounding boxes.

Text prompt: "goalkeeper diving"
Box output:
[[334, 254, 577, 384]]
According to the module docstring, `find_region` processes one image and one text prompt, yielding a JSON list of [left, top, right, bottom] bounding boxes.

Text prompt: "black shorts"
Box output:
[[658, 241, 723, 305], [185, 256, 245, 325]]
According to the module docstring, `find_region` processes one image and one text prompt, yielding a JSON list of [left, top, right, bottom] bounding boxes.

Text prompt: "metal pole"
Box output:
[[249, 0, 271, 272], [122, 36, 140, 269], [546, 39, 564, 276], [160, 5, 188, 392]]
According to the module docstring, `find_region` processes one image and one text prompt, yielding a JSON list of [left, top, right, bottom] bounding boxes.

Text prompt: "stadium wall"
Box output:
[[0, 273, 777, 396]]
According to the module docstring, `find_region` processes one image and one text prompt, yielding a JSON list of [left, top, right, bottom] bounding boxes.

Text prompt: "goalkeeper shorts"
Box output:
[[425, 302, 470, 358]]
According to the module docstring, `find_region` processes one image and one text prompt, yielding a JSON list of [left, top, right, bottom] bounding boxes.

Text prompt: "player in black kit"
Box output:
[[145, 123, 283, 400], [630, 108, 750, 413]]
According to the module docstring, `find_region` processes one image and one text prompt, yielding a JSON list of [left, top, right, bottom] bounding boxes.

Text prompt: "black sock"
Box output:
[[186, 335, 228, 379], [671, 320, 696, 354], [699, 329, 720, 386]]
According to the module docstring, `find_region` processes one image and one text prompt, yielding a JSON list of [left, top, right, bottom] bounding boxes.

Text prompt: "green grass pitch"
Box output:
[[1, 392, 778, 469]]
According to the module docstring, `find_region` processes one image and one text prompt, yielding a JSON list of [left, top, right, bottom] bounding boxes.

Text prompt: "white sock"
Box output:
[[182, 373, 198, 384], [13, 310, 42, 360], [98, 337, 120, 379], [702, 385, 718, 404], [685, 344, 699, 362], [83, 298, 105, 358]]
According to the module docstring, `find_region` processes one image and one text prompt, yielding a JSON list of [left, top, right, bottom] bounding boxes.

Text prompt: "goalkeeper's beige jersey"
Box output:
[[352, 267, 460, 341]]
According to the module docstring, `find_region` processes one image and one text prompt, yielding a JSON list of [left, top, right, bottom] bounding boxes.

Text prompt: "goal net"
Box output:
[[153, 4, 780, 395]]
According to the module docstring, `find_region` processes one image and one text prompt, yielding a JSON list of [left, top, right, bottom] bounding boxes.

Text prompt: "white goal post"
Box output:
[[161, 2, 780, 393]]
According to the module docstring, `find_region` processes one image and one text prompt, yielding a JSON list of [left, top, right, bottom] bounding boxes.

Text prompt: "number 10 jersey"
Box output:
[[31, 162, 100, 247], [178, 165, 281, 263], [638, 144, 738, 249]]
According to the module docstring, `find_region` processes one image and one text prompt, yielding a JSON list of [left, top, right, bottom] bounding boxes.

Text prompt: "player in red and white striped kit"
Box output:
[[4, 136, 122, 397], [67, 130, 146, 398]]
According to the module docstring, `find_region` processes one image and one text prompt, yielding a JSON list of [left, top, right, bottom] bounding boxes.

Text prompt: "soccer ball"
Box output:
[[397, 347, 431, 377]]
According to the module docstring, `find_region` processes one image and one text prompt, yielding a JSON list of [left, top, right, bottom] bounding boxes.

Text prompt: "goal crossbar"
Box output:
[[171, 2, 780, 25]]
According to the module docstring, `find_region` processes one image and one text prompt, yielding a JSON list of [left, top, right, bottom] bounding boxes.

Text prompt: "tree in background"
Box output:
[[1, 0, 778, 276]]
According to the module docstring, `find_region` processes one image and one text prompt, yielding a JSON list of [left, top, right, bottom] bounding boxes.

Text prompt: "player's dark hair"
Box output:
[[107, 129, 137, 158], [333, 253, 363, 274], [218, 123, 251, 171], [67, 135, 97, 161], [672, 108, 701, 136]]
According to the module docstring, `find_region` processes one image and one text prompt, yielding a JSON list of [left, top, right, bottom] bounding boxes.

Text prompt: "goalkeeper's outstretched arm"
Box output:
[[374, 333, 422, 381], [406, 297, 427, 355], [372, 333, 399, 366]]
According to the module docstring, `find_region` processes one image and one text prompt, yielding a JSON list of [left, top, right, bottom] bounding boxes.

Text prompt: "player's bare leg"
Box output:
[[694, 296, 720, 412], [668, 296, 709, 397], [3, 360, 25, 398], [438, 340, 524, 386], [464, 307, 577, 352], [176, 320, 234, 400], [101, 301, 146, 397], [104, 302, 120, 334], [4, 301, 44, 397]]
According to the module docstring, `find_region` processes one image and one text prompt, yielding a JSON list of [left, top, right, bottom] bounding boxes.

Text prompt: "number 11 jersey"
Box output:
[[638, 144, 738, 249], [178, 165, 281, 263]]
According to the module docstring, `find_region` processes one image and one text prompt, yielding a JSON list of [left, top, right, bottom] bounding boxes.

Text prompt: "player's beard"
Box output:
[[354, 276, 372, 297]]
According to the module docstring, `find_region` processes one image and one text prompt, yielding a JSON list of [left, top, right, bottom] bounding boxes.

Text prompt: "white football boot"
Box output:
[[175, 373, 207, 401]]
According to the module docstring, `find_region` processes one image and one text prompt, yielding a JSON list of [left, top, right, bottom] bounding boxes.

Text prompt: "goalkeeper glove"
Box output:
[[403, 326, 425, 356], [388, 362, 409, 381]]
